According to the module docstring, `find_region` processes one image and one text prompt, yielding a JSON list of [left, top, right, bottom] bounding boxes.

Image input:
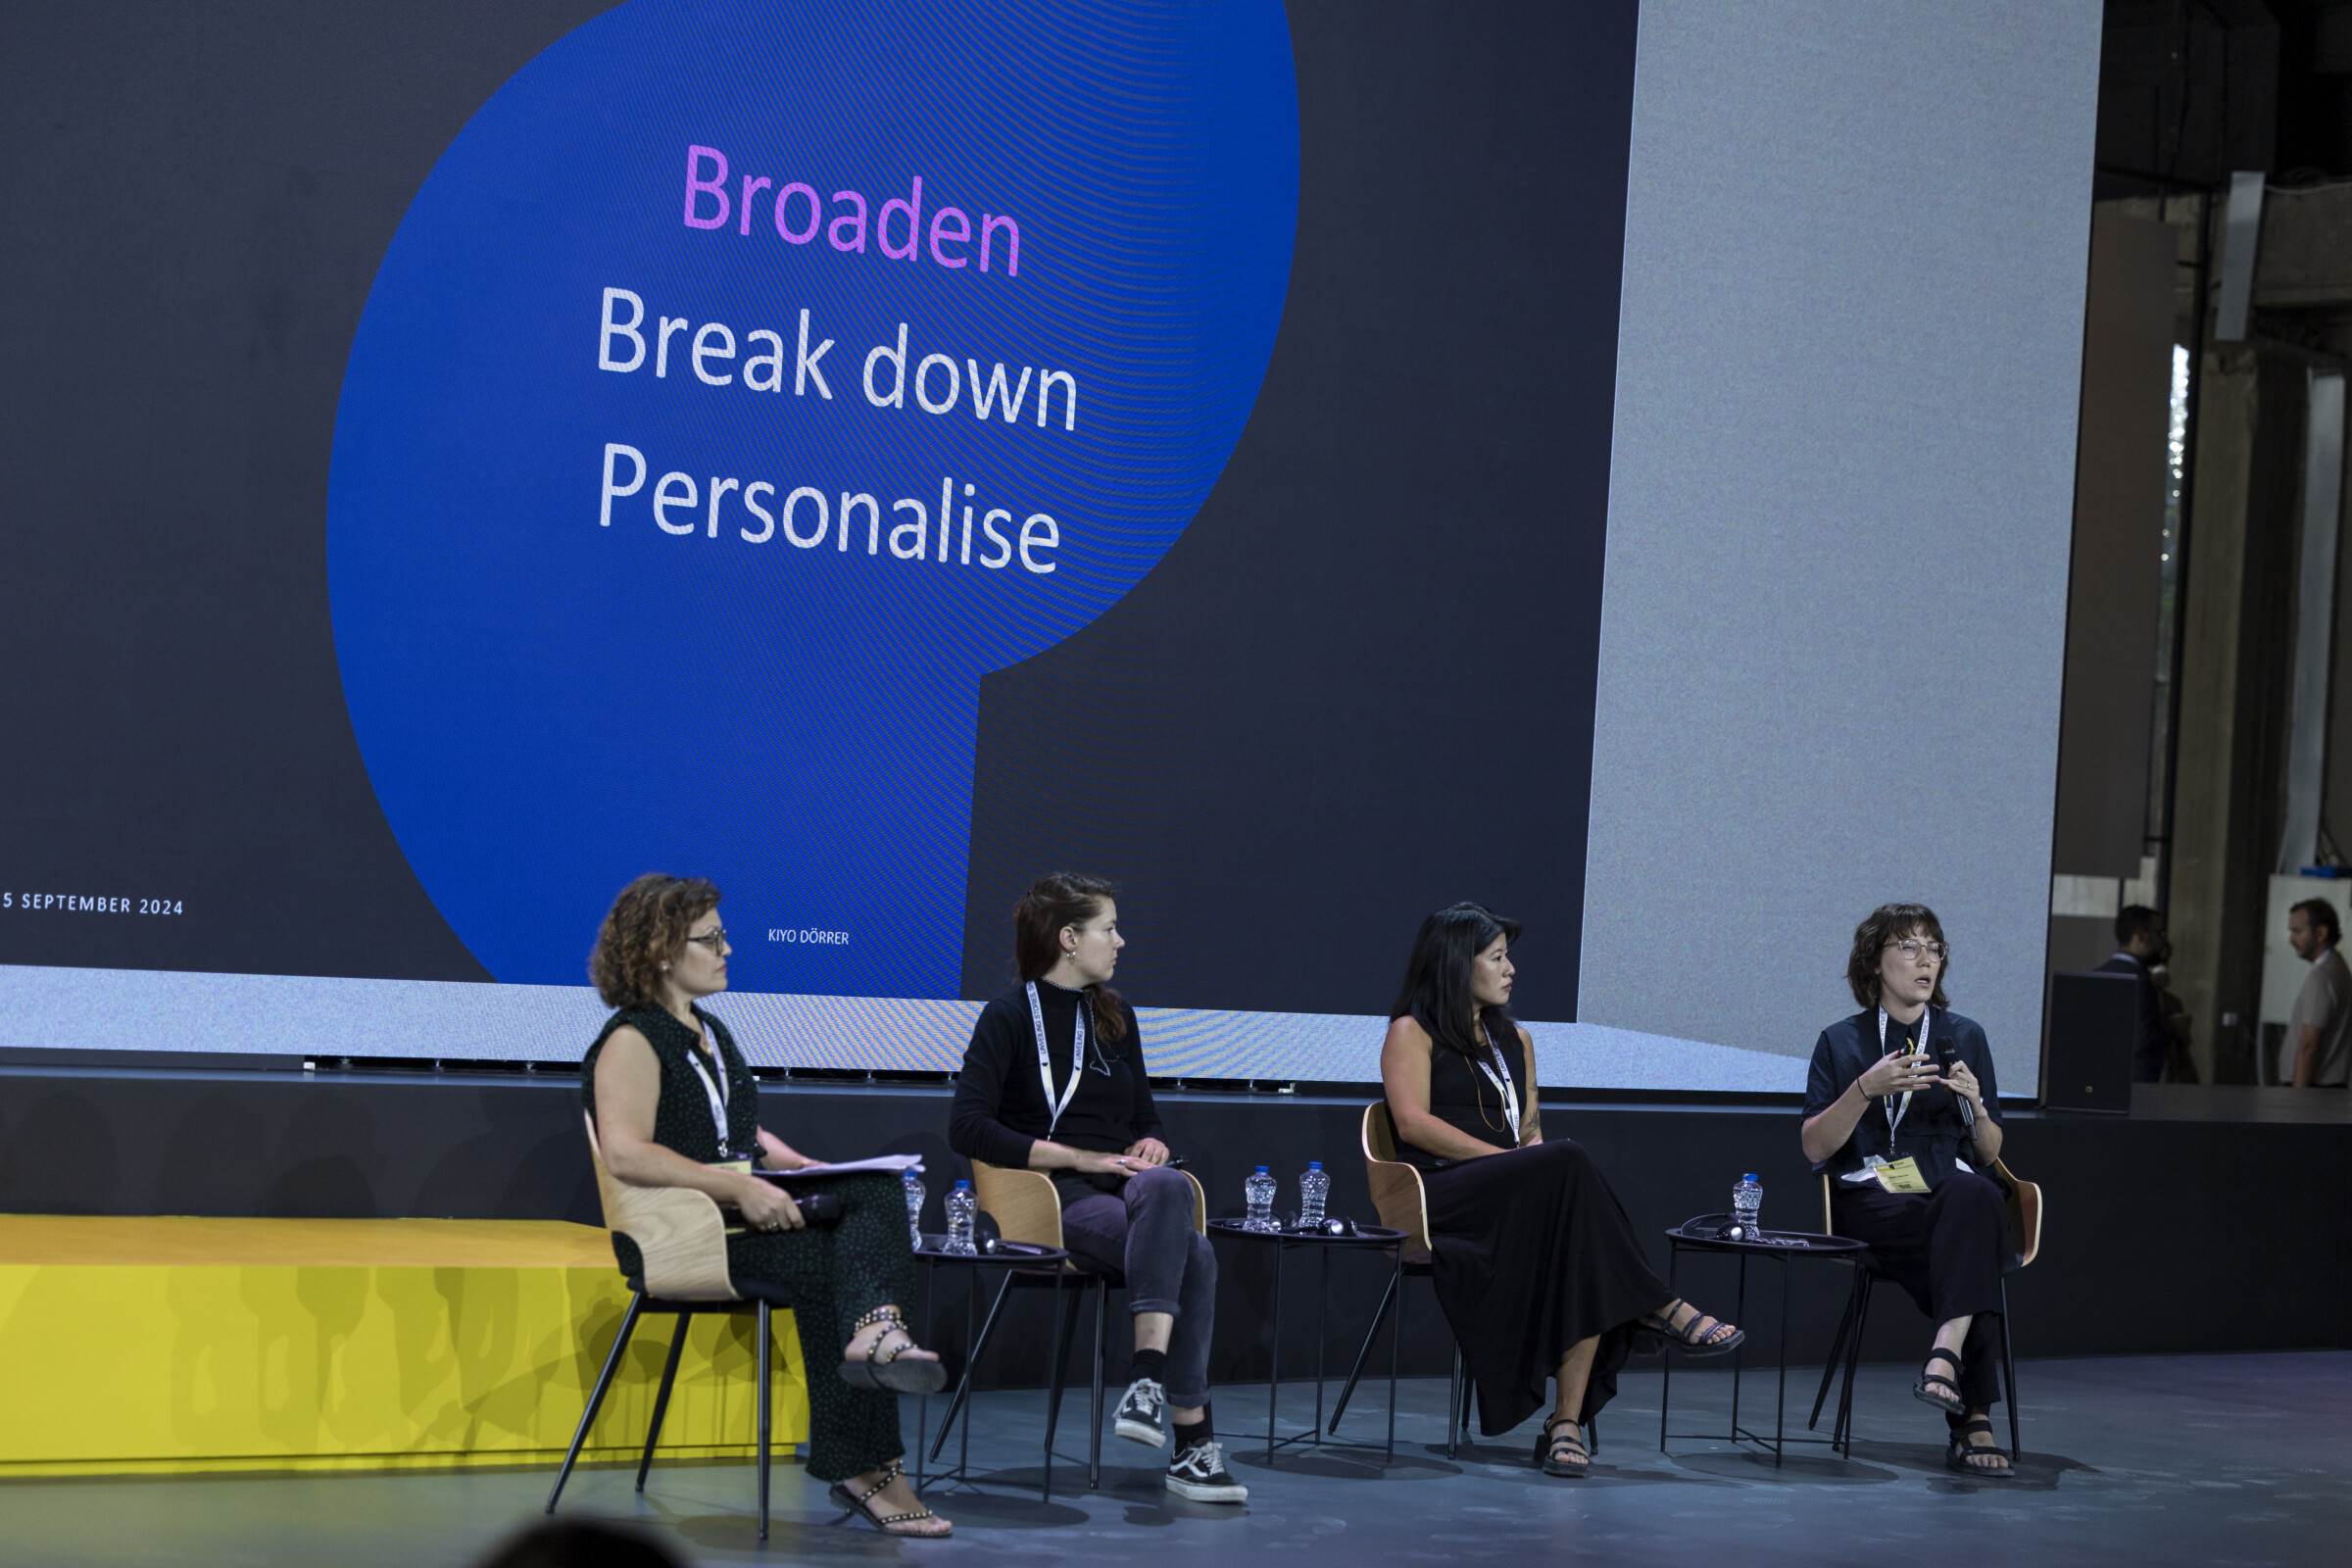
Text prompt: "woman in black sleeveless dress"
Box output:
[[582, 874, 950, 1538], [1382, 905, 1742, 1478]]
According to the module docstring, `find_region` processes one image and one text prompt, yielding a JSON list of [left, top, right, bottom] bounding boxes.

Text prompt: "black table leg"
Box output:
[[1313, 1247, 1330, 1447], [1729, 1252, 1747, 1441], [1386, 1246, 1402, 1461], [958, 1273, 975, 1483], [1660, 1241, 1678, 1451], [1265, 1242, 1286, 1465], [1773, 1252, 1788, 1465], [913, 1266, 931, 1490]]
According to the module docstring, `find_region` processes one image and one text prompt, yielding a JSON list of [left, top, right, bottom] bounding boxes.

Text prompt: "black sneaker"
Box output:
[[1113, 1377, 1167, 1447], [1165, 1439, 1248, 1503]]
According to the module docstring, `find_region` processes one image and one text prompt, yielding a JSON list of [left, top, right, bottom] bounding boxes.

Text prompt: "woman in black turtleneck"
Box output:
[[948, 873, 1244, 1506]]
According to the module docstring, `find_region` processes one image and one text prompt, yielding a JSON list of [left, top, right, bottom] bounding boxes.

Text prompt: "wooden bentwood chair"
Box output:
[[1807, 1157, 2044, 1463], [547, 1113, 795, 1542], [1326, 1102, 1482, 1457], [956, 1159, 1206, 1488]]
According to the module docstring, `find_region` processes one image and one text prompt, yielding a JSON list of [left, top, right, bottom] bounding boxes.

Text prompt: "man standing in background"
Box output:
[[2285, 899, 2352, 1089], [2098, 906, 2185, 1083]]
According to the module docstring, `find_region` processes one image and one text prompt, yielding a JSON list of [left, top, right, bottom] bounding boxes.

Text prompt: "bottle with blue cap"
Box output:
[[1244, 1165, 1277, 1232], [1732, 1172, 1763, 1241], [1298, 1160, 1329, 1229]]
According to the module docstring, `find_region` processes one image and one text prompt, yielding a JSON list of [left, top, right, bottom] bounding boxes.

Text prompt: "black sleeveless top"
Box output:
[[582, 1004, 760, 1163], [581, 1004, 760, 1281], [1389, 1016, 1529, 1171]]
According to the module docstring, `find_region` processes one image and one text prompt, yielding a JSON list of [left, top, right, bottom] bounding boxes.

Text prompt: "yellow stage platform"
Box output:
[[0, 1216, 808, 1477]]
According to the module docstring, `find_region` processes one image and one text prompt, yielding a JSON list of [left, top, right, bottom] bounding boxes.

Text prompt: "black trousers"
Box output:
[[1830, 1170, 2008, 1410]]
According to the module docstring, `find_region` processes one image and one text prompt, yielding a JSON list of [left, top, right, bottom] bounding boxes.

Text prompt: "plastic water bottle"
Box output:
[[1245, 1165, 1277, 1232], [903, 1168, 926, 1251], [945, 1179, 977, 1254], [1732, 1173, 1763, 1241], [1298, 1161, 1330, 1229]]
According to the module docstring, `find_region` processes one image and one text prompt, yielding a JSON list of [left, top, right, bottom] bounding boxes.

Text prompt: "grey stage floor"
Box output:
[[6, 1352, 2347, 1567]]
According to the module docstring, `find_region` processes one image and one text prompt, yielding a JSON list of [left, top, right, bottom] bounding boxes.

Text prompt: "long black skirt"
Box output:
[[1422, 1139, 1674, 1435]]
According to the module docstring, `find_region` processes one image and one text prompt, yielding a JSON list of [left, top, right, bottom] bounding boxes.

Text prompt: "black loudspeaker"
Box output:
[[2045, 971, 2138, 1112]]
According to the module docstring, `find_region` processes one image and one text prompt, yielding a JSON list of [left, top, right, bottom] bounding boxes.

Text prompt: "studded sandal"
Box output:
[[829, 1459, 953, 1536], [837, 1306, 948, 1395]]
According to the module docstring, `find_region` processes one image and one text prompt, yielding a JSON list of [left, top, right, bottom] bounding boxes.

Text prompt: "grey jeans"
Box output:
[[1059, 1164, 1218, 1407]]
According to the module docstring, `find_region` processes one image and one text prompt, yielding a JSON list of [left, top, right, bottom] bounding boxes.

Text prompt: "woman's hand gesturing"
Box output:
[[1937, 1057, 1984, 1110], [1856, 1050, 1936, 1101]]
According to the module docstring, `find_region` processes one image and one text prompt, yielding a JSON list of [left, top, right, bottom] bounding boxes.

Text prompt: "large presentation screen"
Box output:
[[2, 1, 1640, 1081]]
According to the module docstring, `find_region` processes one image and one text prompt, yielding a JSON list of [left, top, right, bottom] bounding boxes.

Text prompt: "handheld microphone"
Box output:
[[1934, 1038, 1975, 1131]]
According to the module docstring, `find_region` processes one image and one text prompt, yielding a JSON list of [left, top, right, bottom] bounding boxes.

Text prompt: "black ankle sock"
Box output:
[[1172, 1411, 1211, 1451], [1129, 1348, 1168, 1387]]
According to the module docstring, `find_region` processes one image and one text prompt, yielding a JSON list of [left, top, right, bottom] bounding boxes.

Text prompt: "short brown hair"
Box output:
[[590, 874, 719, 1008], [1845, 902, 1951, 1011], [2292, 897, 2342, 947]]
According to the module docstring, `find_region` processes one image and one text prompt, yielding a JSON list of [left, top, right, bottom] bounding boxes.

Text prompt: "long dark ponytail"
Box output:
[[1012, 872, 1130, 1048]]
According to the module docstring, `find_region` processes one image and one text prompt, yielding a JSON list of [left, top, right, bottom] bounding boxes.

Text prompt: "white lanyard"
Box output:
[[1025, 982, 1089, 1136], [1475, 1023, 1522, 1140], [686, 1019, 733, 1156], [1875, 1007, 1927, 1147]]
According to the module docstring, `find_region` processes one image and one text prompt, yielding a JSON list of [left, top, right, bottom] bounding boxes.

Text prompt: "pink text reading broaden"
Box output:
[[681, 145, 1021, 277]]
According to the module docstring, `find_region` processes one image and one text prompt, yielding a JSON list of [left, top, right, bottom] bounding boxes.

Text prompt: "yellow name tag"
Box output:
[[1873, 1156, 1930, 1194]]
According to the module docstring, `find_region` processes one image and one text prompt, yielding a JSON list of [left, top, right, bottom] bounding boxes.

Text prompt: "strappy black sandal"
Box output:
[[1943, 1416, 2014, 1477], [829, 1459, 953, 1536], [1638, 1299, 1746, 1357], [1912, 1348, 1966, 1415], [1533, 1416, 1592, 1478], [837, 1306, 948, 1395]]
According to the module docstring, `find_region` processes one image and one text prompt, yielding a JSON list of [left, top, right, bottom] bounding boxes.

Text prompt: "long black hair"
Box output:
[[1389, 903, 1522, 1065]]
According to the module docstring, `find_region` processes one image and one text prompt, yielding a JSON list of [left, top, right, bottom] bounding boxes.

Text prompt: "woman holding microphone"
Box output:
[[583, 873, 953, 1537], [1801, 902, 2012, 1476]]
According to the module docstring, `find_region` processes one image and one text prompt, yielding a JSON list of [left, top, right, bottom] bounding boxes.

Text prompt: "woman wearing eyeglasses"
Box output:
[[1382, 904, 1744, 1481], [1800, 902, 2011, 1477], [947, 872, 1245, 1505], [582, 873, 953, 1538]]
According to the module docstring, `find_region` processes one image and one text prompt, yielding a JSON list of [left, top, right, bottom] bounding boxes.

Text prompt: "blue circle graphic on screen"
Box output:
[[327, 0, 1298, 996]]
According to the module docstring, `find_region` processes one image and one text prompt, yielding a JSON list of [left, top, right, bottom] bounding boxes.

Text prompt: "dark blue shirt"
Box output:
[[1802, 1006, 2001, 1191]]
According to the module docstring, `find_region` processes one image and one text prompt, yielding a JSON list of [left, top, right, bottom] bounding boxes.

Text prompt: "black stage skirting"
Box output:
[[3, 1065, 2346, 1387]]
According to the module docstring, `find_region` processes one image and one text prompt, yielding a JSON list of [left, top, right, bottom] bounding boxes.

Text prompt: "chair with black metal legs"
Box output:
[[1807, 1159, 2043, 1462], [945, 1159, 1207, 1489], [546, 1113, 794, 1542], [1325, 1103, 1496, 1459]]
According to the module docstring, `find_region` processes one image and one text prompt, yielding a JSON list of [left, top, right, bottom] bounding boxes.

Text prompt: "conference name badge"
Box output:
[[1873, 1156, 1930, 1194]]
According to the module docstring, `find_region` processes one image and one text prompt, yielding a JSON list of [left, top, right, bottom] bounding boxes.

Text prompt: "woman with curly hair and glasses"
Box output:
[[582, 873, 951, 1538], [1381, 903, 1742, 1481], [1800, 902, 2011, 1477]]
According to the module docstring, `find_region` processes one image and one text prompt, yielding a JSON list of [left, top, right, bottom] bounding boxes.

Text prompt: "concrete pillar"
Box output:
[[2169, 348, 2308, 1081]]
